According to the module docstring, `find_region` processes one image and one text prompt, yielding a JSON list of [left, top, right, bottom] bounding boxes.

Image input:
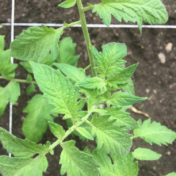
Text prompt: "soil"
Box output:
[[0, 0, 176, 176]]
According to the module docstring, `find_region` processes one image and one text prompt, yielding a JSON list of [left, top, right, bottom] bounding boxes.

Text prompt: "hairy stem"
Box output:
[[76, 0, 96, 76], [0, 76, 36, 84], [48, 109, 94, 152]]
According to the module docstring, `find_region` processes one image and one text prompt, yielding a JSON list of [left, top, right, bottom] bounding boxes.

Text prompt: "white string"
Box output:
[[1, 23, 176, 29], [9, 0, 15, 157]]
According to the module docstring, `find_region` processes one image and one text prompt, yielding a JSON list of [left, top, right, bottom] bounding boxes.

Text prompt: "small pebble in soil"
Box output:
[[158, 52, 166, 64], [165, 42, 173, 53], [145, 88, 150, 94]]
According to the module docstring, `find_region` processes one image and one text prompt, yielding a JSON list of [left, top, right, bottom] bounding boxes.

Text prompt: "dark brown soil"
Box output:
[[0, 0, 176, 176]]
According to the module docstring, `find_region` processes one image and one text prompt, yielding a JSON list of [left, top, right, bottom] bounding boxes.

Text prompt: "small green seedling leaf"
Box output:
[[55, 63, 86, 83], [93, 0, 168, 29], [56, 37, 80, 66], [31, 62, 82, 119], [0, 35, 5, 51], [59, 0, 76, 8], [91, 115, 132, 156], [0, 127, 48, 157], [132, 148, 162, 160], [22, 94, 54, 142], [134, 119, 176, 145], [11, 26, 63, 61], [0, 155, 48, 176], [60, 140, 99, 176], [49, 121, 65, 139]]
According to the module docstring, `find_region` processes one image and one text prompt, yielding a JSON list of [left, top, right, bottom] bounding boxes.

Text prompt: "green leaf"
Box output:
[[92, 43, 126, 79], [0, 35, 5, 51], [59, 0, 76, 8], [0, 127, 48, 157], [26, 84, 35, 95], [0, 155, 48, 176], [166, 172, 176, 176], [31, 62, 83, 119], [91, 115, 132, 156], [0, 81, 20, 116], [22, 94, 54, 142], [48, 121, 65, 138], [0, 50, 18, 78], [108, 91, 146, 107], [60, 140, 99, 176], [93, 0, 168, 28], [93, 149, 138, 176], [134, 119, 176, 145], [132, 148, 161, 160], [55, 63, 86, 83], [11, 26, 63, 61], [76, 126, 94, 140], [79, 77, 107, 94], [56, 37, 80, 66]]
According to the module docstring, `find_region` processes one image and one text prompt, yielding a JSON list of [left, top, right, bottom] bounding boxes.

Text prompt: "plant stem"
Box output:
[[64, 20, 81, 28], [76, 0, 96, 76], [48, 109, 94, 152], [83, 5, 94, 12], [0, 76, 36, 84]]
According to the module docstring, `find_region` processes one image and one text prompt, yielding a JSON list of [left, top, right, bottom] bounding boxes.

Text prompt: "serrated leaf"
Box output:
[[134, 119, 176, 145], [48, 121, 65, 138], [60, 140, 99, 176], [76, 126, 94, 140], [56, 37, 79, 66], [166, 172, 176, 176], [11, 26, 63, 61], [93, 0, 168, 29], [0, 155, 48, 176], [22, 94, 54, 142], [31, 62, 83, 119], [0, 49, 18, 78], [59, 0, 76, 8], [90, 115, 132, 156], [108, 91, 146, 107], [132, 148, 161, 160], [0, 127, 48, 157], [79, 77, 107, 94], [55, 63, 86, 83], [93, 149, 138, 176], [92, 43, 126, 79], [0, 81, 20, 116]]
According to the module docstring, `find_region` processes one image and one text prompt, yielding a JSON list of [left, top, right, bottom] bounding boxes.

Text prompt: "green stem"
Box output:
[[63, 20, 81, 28], [48, 109, 94, 152], [0, 76, 36, 84], [83, 5, 94, 12], [76, 0, 96, 76]]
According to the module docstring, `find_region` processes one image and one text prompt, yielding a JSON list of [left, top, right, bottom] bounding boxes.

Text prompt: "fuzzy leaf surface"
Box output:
[[91, 115, 132, 156], [93, 0, 168, 27], [60, 140, 99, 176], [11, 26, 63, 61], [93, 149, 138, 176], [31, 62, 82, 119], [22, 94, 54, 142], [132, 148, 161, 160], [92, 43, 126, 79], [0, 155, 48, 176], [134, 119, 176, 145], [0, 127, 48, 157], [56, 37, 79, 66]]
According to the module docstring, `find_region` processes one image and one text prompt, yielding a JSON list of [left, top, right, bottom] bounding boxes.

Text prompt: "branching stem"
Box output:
[[76, 0, 96, 76]]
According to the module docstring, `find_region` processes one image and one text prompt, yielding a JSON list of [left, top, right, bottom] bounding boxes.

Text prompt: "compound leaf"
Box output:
[[22, 94, 54, 143], [0, 127, 48, 157], [59, 0, 76, 8], [91, 115, 132, 156], [31, 62, 82, 119], [11, 26, 63, 61], [134, 119, 176, 145], [92, 43, 126, 79], [60, 140, 99, 176], [56, 37, 80, 66], [0, 155, 48, 176], [132, 148, 161, 160], [55, 63, 86, 83], [93, 0, 168, 28]]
